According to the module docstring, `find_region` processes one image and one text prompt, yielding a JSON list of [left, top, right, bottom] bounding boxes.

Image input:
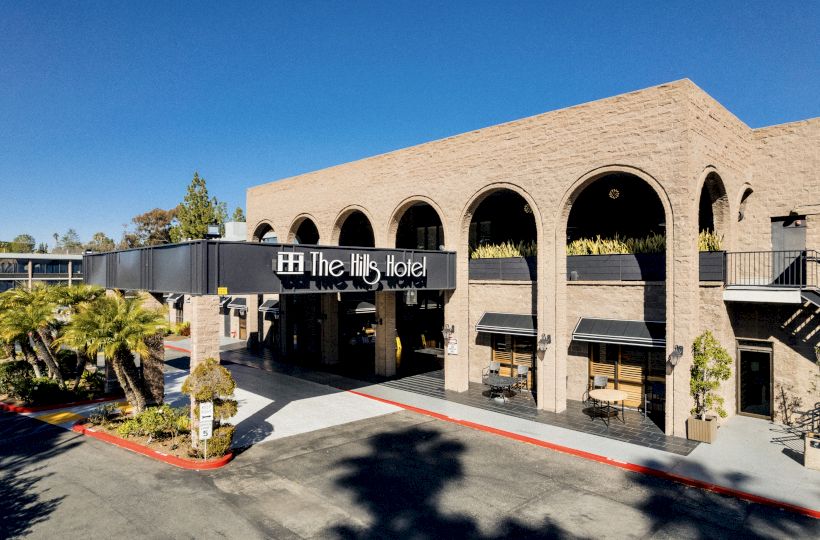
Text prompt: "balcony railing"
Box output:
[[725, 250, 819, 289]]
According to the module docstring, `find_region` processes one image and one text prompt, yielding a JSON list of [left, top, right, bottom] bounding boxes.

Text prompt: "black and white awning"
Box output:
[[219, 296, 231, 309], [572, 317, 665, 348], [227, 297, 247, 310], [475, 312, 537, 337], [347, 301, 376, 315], [258, 299, 280, 314], [165, 293, 184, 306]]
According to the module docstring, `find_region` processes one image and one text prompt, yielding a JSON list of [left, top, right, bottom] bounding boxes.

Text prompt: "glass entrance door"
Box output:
[[738, 349, 772, 418]]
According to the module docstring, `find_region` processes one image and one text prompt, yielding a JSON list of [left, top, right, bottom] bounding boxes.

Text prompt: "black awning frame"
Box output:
[[475, 312, 537, 337], [166, 293, 184, 306], [572, 317, 665, 348], [227, 297, 247, 310], [219, 296, 231, 309], [258, 299, 280, 313]]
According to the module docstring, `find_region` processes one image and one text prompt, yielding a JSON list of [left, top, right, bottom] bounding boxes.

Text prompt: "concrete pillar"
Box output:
[[320, 294, 339, 364], [444, 286, 469, 392], [374, 291, 397, 376], [246, 295, 259, 347], [189, 295, 221, 369]]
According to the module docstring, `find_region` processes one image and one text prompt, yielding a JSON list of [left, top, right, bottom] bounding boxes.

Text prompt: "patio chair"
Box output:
[[588, 375, 609, 419], [514, 365, 529, 390], [482, 361, 500, 383], [584, 375, 609, 404]]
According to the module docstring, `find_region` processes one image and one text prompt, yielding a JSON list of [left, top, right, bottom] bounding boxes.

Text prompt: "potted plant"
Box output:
[[687, 330, 732, 443]]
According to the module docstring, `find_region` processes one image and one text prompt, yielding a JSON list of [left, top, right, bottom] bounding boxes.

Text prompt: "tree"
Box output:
[[0, 287, 63, 385], [131, 207, 178, 246], [50, 284, 105, 390], [170, 172, 227, 241], [54, 229, 83, 254], [84, 232, 115, 253], [35, 242, 48, 253], [181, 357, 237, 452], [61, 293, 167, 413], [231, 207, 245, 222], [690, 330, 732, 420], [10, 234, 35, 253]]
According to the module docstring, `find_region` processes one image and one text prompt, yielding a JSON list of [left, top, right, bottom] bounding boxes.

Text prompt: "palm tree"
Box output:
[[49, 284, 105, 390], [0, 287, 64, 385], [61, 292, 167, 413]]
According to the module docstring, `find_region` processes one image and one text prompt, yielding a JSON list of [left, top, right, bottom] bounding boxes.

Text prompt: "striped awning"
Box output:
[[475, 312, 537, 337], [572, 317, 665, 348], [227, 297, 247, 310], [259, 299, 280, 314]]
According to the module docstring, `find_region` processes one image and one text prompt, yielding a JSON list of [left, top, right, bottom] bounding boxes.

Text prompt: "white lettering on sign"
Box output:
[[273, 251, 428, 283], [276, 252, 305, 274]]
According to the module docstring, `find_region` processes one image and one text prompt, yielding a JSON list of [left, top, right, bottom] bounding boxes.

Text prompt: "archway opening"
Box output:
[[338, 211, 375, 247], [565, 172, 667, 431], [293, 218, 320, 244], [252, 222, 278, 244], [698, 172, 729, 251], [567, 173, 665, 247], [395, 202, 446, 376], [469, 190, 536, 257]]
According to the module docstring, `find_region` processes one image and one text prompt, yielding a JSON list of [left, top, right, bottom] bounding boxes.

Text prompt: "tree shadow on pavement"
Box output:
[[330, 426, 575, 539], [0, 411, 80, 538]]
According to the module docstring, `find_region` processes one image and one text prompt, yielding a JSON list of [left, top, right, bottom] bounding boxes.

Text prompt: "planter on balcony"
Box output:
[[566, 253, 665, 281], [468, 256, 536, 281], [698, 251, 726, 281]]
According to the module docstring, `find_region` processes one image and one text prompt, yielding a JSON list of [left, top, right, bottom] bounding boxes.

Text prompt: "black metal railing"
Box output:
[[725, 250, 819, 289]]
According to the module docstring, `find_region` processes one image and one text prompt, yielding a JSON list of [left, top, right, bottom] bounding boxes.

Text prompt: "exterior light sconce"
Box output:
[[442, 324, 455, 341], [537, 334, 551, 352], [668, 345, 684, 366]]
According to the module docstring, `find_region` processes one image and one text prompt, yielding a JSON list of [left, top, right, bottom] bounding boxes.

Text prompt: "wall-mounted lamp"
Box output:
[[537, 333, 552, 352], [668, 344, 684, 366], [442, 324, 455, 341]]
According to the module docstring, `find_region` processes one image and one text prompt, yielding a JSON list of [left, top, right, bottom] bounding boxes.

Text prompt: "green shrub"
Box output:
[[197, 425, 235, 458], [55, 349, 79, 378], [182, 358, 238, 452], [698, 230, 723, 252], [88, 403, 120, 426], [116, 405, 189, 440], [470, 241, 537, 259], [175, 322, 191, 336], [81, 370, 105, 394], [690, 331, 732, 419], [26, 377, 70, 405], [0, 360, 34, 399], [566, 233, 666, 255]]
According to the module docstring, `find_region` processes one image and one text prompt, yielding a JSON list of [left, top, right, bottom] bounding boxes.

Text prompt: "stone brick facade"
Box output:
[[244, 79, 820, 437]]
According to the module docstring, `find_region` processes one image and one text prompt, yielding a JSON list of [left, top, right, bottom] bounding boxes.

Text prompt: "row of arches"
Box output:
[[252, 168, 747, 258]]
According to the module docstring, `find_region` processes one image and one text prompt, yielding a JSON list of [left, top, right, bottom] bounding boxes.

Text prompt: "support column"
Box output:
[[189, 295, 221, 369], [444, 287, 469, 392], [374, 291, 397, 377], [320, 294, 339, 364], [246, 295, 259, 348]]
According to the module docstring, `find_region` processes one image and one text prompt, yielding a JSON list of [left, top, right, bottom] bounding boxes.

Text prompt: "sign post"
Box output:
[[199, 401, 214, 461]]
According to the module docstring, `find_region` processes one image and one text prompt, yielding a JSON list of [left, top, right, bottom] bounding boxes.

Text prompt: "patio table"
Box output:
[[589, 388, 628, 426], [485, 373, 516, 403]]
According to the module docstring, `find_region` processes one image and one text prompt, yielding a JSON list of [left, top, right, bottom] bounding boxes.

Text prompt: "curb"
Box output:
[[0, 395, 123, 414], [164, 344, 192, 354], [71, 423, 233, 470], [348, 390, 820, 520]]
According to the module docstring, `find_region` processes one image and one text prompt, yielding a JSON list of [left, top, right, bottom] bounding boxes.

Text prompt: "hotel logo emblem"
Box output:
[[276, 252, 305, 275]]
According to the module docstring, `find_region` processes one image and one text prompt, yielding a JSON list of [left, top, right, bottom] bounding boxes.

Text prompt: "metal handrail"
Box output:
[[725, 250, 819, 289]]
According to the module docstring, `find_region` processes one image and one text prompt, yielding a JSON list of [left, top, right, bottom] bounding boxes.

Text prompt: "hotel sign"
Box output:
[[275, 251, 428, 286], [82, 240, 456, 295]]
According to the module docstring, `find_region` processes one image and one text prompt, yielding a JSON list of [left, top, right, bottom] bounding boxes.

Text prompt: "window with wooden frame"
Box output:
[[491, 334, 535, 389], [589, 343, 665, 409]]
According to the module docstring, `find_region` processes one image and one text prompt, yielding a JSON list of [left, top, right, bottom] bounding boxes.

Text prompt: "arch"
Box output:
[[287, 214, 321, 244], [736, 183, 754, 222], [388, 196, 447, 250], [459, 182, 543, 256], [251, 220, 277, 243], [332, 205, 376, 247], [696, 167, 730, 248]]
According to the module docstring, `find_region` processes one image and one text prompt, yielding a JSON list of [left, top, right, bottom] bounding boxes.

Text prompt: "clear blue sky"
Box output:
[[1, 1, 817, 247]]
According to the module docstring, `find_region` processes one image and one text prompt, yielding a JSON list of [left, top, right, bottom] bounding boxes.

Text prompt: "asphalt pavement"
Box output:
[[2, 407, 817, 539]]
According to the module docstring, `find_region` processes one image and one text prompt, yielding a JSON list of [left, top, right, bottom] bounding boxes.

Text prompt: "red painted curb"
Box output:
[[0, 394, 123, 414], [164, 344, 191, 354], [348, 390, 820, 520], [72, 423, 233, 470]]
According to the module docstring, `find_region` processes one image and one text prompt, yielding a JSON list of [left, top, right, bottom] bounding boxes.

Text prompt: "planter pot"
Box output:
[[698, 251, 726, 281], [805, 432, 820, 471], [687, 416, 718, 443], [469, 256, 536, 281], [566, 253, 665, 281]]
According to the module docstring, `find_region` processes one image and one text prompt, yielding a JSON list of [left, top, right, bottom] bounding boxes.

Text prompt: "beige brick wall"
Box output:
[[244, 79, 818, 436]]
